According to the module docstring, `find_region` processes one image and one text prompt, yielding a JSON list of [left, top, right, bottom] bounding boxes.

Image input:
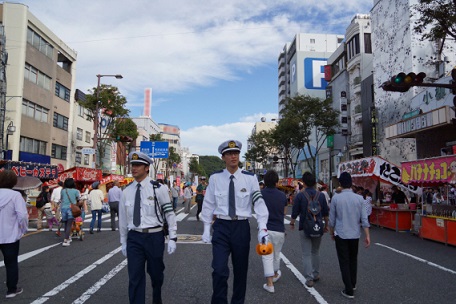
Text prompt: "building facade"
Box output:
[[0, 2, 77, 171]]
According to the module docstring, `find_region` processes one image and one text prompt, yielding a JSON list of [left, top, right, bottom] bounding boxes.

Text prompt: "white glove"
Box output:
[[167, 240, 176, 254], [121, 243, 127, 257], [258, 229, 269, 244], [202, 223, 211, 243]]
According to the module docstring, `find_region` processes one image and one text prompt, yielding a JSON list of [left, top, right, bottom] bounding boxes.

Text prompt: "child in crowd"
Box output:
[[43, 202, 60, 232]]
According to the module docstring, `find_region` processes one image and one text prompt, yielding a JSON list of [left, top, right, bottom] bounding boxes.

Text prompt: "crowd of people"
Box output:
[[2, 138, 375, 302]]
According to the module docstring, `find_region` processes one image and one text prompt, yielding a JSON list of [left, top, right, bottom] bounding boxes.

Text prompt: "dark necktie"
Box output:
[[134, 183, 141, 227], [229, 175, 236, 218]]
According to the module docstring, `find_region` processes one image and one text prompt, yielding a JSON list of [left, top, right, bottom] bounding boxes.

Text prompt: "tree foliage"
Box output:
[[199, 156, 225, 177], [412, 0, 456, 54], [277, 95, 339, 177], [189, 157, 204, 178], [244, 130, 275, 169], [80, 84, 131, 169], [166, 146, 181, 177], [149, 133, 163, 141]]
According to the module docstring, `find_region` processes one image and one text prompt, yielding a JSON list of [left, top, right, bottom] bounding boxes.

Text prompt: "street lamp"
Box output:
[[93, 74, 123, 169], [6, 121, 16, 151]]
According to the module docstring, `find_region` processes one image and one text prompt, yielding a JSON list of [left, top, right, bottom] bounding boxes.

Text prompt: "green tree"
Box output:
[[149, 133, 163, 141], [412, 0, 456, 55], [244, 129, 275, 174], [80, 84, 130, 169], [189, 157, 204, 179], [199, 156, 225, 176], [113, 118, 139, 175], [278, 95, 339, 177]]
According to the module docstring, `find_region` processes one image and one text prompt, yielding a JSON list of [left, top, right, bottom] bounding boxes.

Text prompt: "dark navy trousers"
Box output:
[[334, 236, 359, 296], [0, 240, 20, 293], [127, 230, 165, 304], [211, 219, 251, 304]]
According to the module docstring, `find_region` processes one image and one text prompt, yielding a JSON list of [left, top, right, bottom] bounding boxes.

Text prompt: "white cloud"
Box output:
[[181, 112, 278, 156]]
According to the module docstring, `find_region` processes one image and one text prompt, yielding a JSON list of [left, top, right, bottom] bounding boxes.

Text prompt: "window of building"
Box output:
[[85, 131, 91, 143], [76, 128, 83, 140], [24, 63, 51, 90], [84, 154, 90, 165], [53, 112, 69, 131], [20, 136, 46, 155], [78, 104, 85, 117], [51, 144, 67, 160], [347, 34, 360, 60], [364, 33, 372, 54], [27, 27, 54, 59], [55, 82, 71, 102], [310, 38, 315, 44], [22, 99, 49, 123], [75, 152, 82, 164]]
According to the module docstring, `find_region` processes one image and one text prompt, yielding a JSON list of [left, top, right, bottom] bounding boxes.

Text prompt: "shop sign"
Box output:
[[338, 156, 420, 193], [436, 218, 445, 228], [0, 161, 58, 179], [401, 155, 456, 185]]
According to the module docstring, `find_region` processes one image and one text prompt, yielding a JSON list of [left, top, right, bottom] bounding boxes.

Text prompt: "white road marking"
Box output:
[[30, 247, 122, 304], [0, 243, 61, 268], [376, 243, 456, 275], [280, 253, 328, 304], [72, 259, 128, 304]]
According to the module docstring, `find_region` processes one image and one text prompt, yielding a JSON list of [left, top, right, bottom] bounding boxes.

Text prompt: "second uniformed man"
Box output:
[[201, 139, 269, 304], [119, 151, 177, 304]]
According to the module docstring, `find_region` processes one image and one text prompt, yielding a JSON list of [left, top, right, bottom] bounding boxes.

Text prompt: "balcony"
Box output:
[[349, 133, 363, 147], [352, 76, 361, 94]]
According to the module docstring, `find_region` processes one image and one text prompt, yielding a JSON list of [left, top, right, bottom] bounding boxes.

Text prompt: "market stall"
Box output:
[[401, 155, 456, 245], [338, 156, 420, 231]]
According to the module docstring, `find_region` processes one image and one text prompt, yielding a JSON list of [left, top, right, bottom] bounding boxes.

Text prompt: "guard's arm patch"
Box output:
[[252, 190, 263, 205]]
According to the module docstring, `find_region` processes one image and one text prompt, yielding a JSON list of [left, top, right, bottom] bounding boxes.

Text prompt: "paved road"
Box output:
[[2, 204, 456, 303]]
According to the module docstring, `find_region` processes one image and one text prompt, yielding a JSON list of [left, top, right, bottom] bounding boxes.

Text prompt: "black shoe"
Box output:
[[97, 228, 101, 232], [341, 290, 354, 299], [90, 230, 94, 234], [111, 228, 116, 231], [6, 287, 23, 298]]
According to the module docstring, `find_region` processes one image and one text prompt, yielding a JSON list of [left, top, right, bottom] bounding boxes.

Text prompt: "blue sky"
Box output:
[[17, 0, 373, 156]]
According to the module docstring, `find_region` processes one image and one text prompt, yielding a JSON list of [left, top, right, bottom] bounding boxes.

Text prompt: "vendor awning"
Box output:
[[45, 166, 102, 187], [337, 156, 420, 193], [100, 174, 125, 185], [401, 155, 456, 186], [0, 160, 58, 179]]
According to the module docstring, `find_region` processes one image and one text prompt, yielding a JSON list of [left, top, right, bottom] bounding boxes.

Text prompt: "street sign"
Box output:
[[81, 148, 95, 155], [140, 141, 169, 158]]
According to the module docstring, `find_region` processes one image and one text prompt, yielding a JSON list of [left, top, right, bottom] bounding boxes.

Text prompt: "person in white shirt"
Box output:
[[51, 181, 63, 222], [201, 139, 269, 303], [89, 181, 104, 234], [108, 181, 122, 231], [0, 170, 28, 299], [118, 151, 177, 304]]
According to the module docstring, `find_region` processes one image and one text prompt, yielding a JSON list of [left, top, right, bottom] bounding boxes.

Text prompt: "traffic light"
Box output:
[[114, 135, 133, 142], [381, 72, 426, 92]]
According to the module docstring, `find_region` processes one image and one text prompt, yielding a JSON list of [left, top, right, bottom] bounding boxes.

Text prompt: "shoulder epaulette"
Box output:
[[241, 170, 255, 176], [150, 180, 161, 188], [210, 170, 223, 176]]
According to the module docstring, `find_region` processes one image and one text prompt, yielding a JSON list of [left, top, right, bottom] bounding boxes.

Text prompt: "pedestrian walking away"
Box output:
[[35, 185, 51, 230], [89, 181, 104, 234], [171, 181, 180, 211], [260, 169, 287, 294], [183, 182, 192, 214], [119, 151, 177, 304], [0, 170, 28, 299], [290, 172, 329, 288], [201, 139, 269, 304], [108, 180, 122, 231], [329, 172, 370, 299], [60, 178, 81, 247]]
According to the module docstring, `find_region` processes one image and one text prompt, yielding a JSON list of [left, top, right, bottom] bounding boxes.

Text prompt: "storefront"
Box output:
[[46, 166, 102, 190], [0, 160, 58, 180], [338, 156, 420, 231], [401, 155, 456, 245]]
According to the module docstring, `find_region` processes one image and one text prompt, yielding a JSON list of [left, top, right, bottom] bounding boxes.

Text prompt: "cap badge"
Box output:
[[228, 141, 236, 148], [132, 153, 139, 160]]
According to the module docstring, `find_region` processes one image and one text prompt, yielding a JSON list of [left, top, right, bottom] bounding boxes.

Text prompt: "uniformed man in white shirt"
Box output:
[[201, 139, 269, 304], [119, 151, 177, 304]]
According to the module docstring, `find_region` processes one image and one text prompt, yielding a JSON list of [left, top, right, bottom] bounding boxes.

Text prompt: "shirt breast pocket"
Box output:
[[236, 191, 250, 207], [215, 192, 228, 208], [125, 201, 134, 218], [142, 198, 156, 215]]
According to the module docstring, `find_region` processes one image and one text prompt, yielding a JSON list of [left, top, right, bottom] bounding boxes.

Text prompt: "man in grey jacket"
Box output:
[[329, 172, 370, 300]]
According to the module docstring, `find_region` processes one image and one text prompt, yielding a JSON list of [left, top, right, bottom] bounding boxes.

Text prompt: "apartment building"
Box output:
[[0, 2, 77, 170]]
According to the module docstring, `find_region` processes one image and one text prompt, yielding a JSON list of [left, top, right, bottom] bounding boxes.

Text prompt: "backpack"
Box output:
[[35, 193, 46, 208], [302, 191, 324, 238]]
